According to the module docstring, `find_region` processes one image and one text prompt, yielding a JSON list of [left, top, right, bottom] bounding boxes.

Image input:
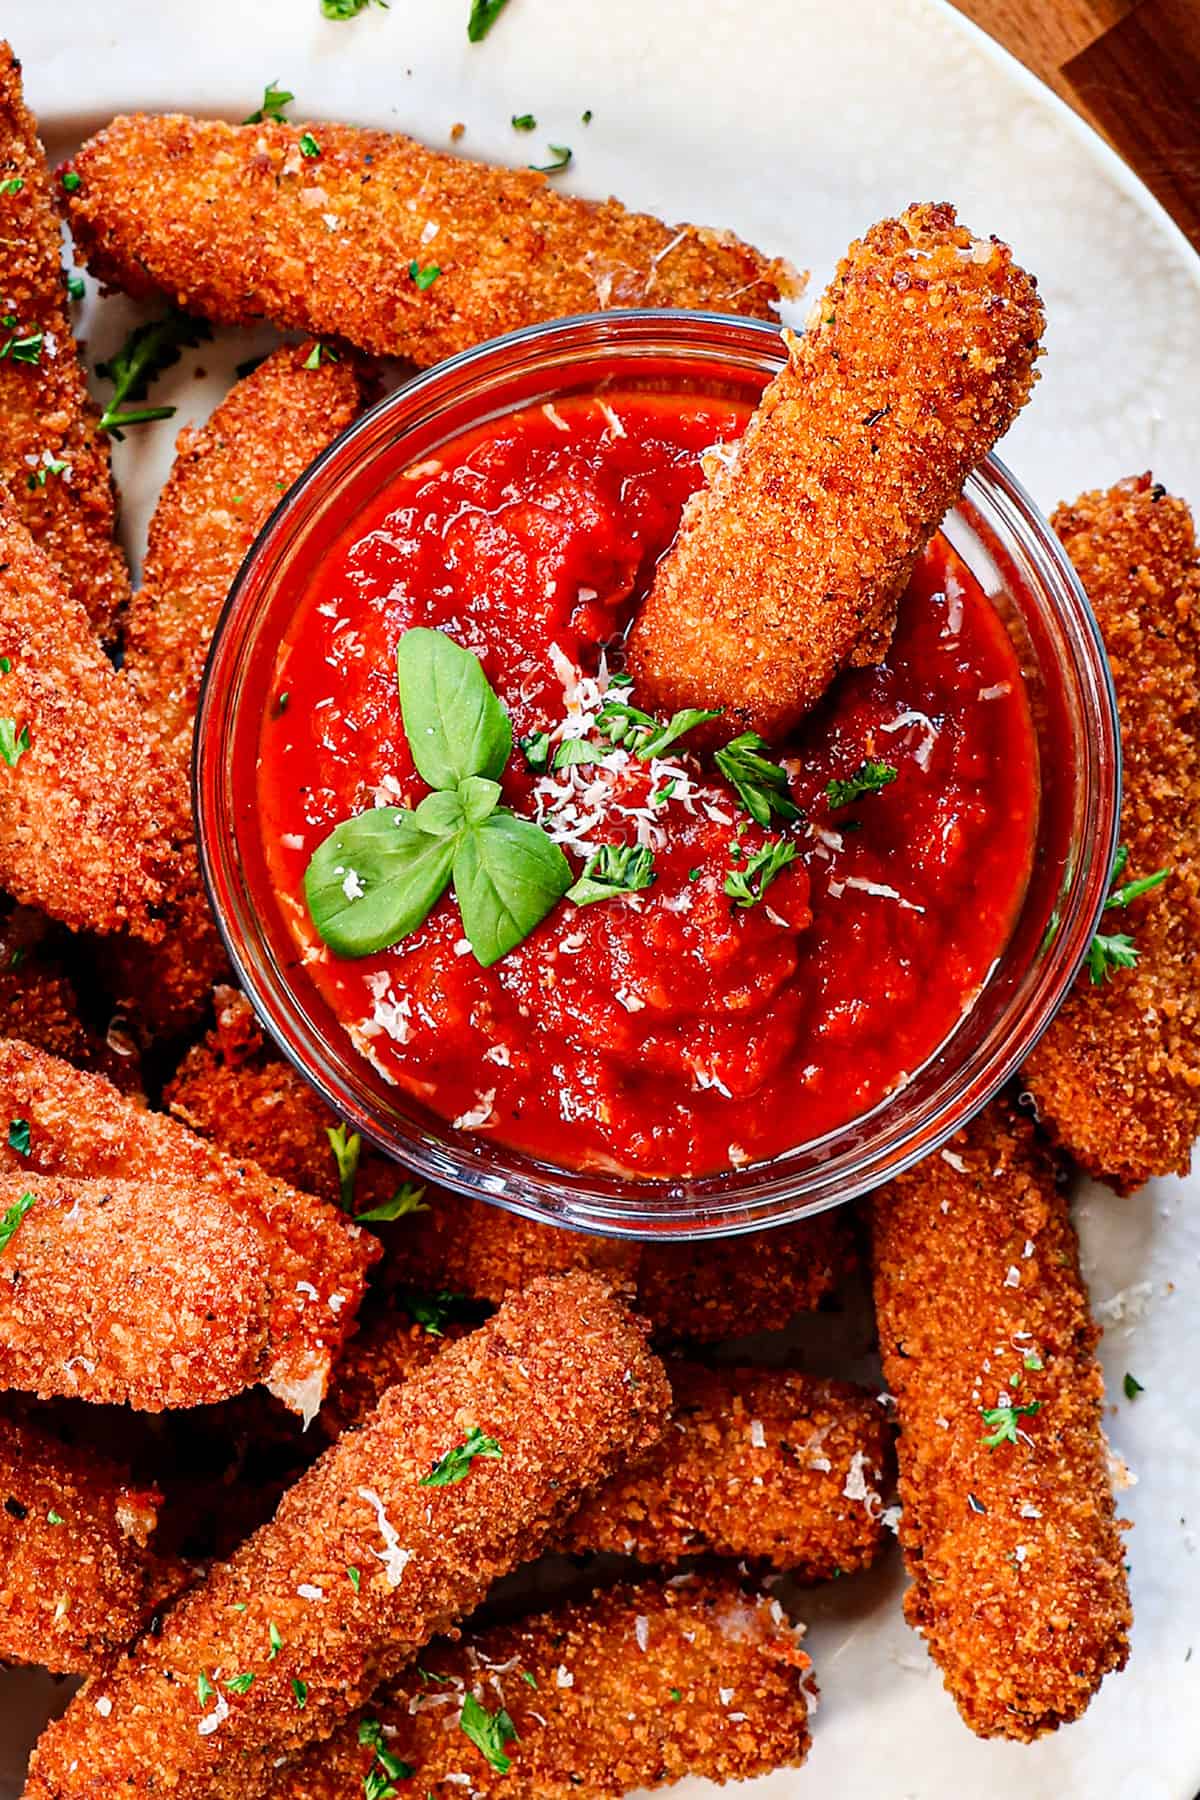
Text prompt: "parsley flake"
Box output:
[[302, 342, 339, 369], [60, 171, 81, 193], [1123, 1372, 1144, 1401], [511, 113, 537, 131], [291, 1678, 307, 1709], [0, 719, 30, 768], [0, 1190, 33, 1255], [518, 730, 551, 772], [243, 82, 294, 125], [8, 1119, 29, 1155], [669, 1687, 682, 1702], [402, 1289, 485, 1337], [826, 761, 898, 809], [1023, 1349, 1043, 1372], [46, 1508, 64, 1525], [26, 456, 69, 489], [321, 0, 389, 16], [420, 1425, 502, 1487], [567, 842, 655, 906], [66, 273, 85, 301], [0, 328, 43, 365], [327, 1122, 362, 1211], [467, 0, 511, 42], [358, 1718, 413, 1795], [0, 658, 10, 673], [197, 1670, 216, 1705], [347, 1564, 361, 1592], [268, 1621, 283, 1659], [299, 131, 322, 158], [715, 731, 800, 826], [407, 260, 441, 291], [459, 1691, 517, 1773], [724, 837, 797, 908], [226, 1673, 255, 1694], [595, 694, 720, 760], [530, 144, 572, 176], [0, 177, 23, 196], [980, 1400, 1041, 1448], [1087, 845, 1171, 984], [95, 309, 211, 438], [356, 1181, 428, 1224], [520, 1670, 537, 1688]]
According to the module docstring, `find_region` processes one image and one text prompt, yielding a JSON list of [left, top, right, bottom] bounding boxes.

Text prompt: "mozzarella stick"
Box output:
[[0, 44, 128, 640], [628, 202, 1045, 740], [1022, 476, 1200, 1190], [0, 1412, 183, 1673], [867, 1100, 1130, 1740], [0, 508, 185, 940], [23, 1273, 670, 1800], [0, 1038, 378, 1420], [274, 1574, 815, 1800], [62, 114, 801, 364]]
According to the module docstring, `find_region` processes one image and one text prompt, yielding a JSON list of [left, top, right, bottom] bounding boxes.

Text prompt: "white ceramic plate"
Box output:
[[5, 2, 1200, 1796]]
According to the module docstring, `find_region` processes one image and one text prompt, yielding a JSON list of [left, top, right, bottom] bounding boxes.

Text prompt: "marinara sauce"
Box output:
[[256, 388, 1038, 1178]]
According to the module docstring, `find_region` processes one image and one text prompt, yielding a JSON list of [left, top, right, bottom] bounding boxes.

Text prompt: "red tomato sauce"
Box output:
[[255, 388, 1038, 1178]]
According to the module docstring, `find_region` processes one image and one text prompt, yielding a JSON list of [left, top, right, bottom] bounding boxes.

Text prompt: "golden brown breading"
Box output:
[[564, 1362, 890, 1576], [166, 995, 854, 1337], [0, 45, 128, 640], [1022, 475, 1200, 1190], [628, 202, 1045, 740], [0, 902, 139, 1085], [23, 1274, 670, 1800], [0, 1176, 276, 1410], [275, 1574, 815, 1800], [62, 114, 801, 362], [314, 1305, 468, 1442], [0, 1038, 379, 1420], [866, 1100, 1130, 1740], [0, 1411, 183, 1673], [0, 507, 185, 940]]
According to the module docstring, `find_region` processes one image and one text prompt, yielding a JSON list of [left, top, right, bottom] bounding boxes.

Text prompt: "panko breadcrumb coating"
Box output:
[[867, 1100, 1130, 1740], [0, 46, 129, 640], [628, 202, 1045, 741], [0, 1411, 183, 1674], [0, 1176, 275, 1410], [0, 508, 186, 941], [100, 343, 365, 1043], [62, 115, 802, 364], [23, 1274, 670, 1800], [166, 994, 853, 1337], [0, 1038, 378, 1420], [565, 1362, 890, 1577], [1022, 475, 1200, 1190], [275, 1574, 815, 1800]]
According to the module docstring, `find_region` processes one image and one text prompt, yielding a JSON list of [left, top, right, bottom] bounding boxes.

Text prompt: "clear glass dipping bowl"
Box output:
[[194, 310, 1120, 1241]]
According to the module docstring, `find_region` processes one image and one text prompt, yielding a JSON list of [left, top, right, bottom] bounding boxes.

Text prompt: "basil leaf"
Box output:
[[305, 807, 455, 956], [398, 628, 512, 789], [414, 790, 466, 837], [458, 776, 502, 826], [452, 812, 572, 967]]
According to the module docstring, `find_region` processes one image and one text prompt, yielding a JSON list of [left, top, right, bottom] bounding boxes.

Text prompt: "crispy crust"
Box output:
[[628, 202, 1045, 740], [0, 1038, 378, 1418], [276, 1574, 814, 1799], [0, 902, 138, 1083], [166, 992, 854, 1338], [1022, 475, 1200, 1190], [866, 1101, 1131, 1740], [0, 45, 129, 640], [0, 1412, 183, 1675], [0, 508, 186, 940], [23, 1274, 670, 1800], [63, 115, 801, 363]]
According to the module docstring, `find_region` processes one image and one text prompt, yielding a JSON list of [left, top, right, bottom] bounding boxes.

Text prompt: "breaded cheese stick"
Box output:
[[274, 1574, 815, 1800], [100, 343, 365, 1042], [0, 1176, 275, 1409], [1022, 475, 1200, 1191], [62, 114, 801, 362], [0, 45, 128, 640], [0, 1411, 183, 1673], [0, 1038, 379, 1420], [867, 1100, 1130, 1740], [565, 1362, 890, 1576], [0, 507, 185, 940], [23, 1273, 670, 1800], [628, 202, 1045, 740]]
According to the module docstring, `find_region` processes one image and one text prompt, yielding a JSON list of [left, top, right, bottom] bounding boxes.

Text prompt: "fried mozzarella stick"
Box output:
[[628, 202, 1045, 740], [0, 1412, 183, 1673], [62, 114, 800, 363], [23, 1274, 670, 1800], [0, 509, 185, 940], [1022, 476, 1200, 1190], [0, 45, 128, 640], [276, 1575, 815, 1800], [0, 1038, 378, 1419], [867, 1101, 1130, 1740]]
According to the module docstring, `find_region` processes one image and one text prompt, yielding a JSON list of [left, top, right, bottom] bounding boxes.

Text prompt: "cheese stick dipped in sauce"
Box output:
[[1022, 475, 1200, 1190], [0, 1412, 184, 1675], [273, 1575, 815, 1800], [628, 202, 1045, 741], [22, 1273, 669, 1800], [867, 1100, 1130, 1740], [60, 115, 801, 364]]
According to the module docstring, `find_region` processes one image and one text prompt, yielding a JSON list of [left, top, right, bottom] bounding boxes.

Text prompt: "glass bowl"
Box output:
[[194, 309, 1120, 1242]]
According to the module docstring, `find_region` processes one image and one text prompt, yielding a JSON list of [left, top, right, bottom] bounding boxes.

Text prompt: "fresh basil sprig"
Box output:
[[304, 629, 571, 967]]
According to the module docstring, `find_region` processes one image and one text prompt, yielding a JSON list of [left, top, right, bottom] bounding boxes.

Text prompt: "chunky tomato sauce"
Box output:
[[256, 388, 1038, 1178]]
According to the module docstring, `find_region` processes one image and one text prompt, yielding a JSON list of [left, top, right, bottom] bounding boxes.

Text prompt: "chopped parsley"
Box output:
[[355, 1181, 428, 1224], [0, 328, 43, 366], [553, 738, 604, 770], [358, 1717, 414, 1796], [268, 1620, 283, 1659], [581, 108, 593, 124], [291, 1678, 308, 1709], [299, 131, 322, 158], [0, 177, 23, 196], [980, 1400, 1041, 1448], [1023, 1349, 1044, 1371], [96, 310, 211, 437], [347, 1564, 361, 1592], [327, 1121, 362, 1211], [60, 171, 82, 193], [302, 342, 339, 369], [0, 719, 30, 768], [459, 1692, 518, 1773], [826, 761, 898, 809], [243, 82, 294, 125], [0, 658, 10, 674], [511, 113, 536, 131], [66, 273, 85, 301], [530, 144, 572, 176], [1087, 844, 1171, 984], [407, 260, 441, 291], [321, 0, 388, 16], [226, 1672, 255, 1694], [467, 0, 511, 41], [724, 837, 797, 908], [46, 1509, 64, 1526], [520, 1670, 537, 1688], [567, 842, 656, 906], [668, 1687, 682, 1702], [419, 1425, 502, 1487], [197, 1670, 216, 1705], [1123, 1372, 1144, 1401], [595, 694, 720, 760], [274, 690, 290, 716], [8, 1119, 29, 1155], [714, 731, 800, 827], [26, 456, 69, 489], [518, 730, 551, 772], [402, 1288, 485, 1337]]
